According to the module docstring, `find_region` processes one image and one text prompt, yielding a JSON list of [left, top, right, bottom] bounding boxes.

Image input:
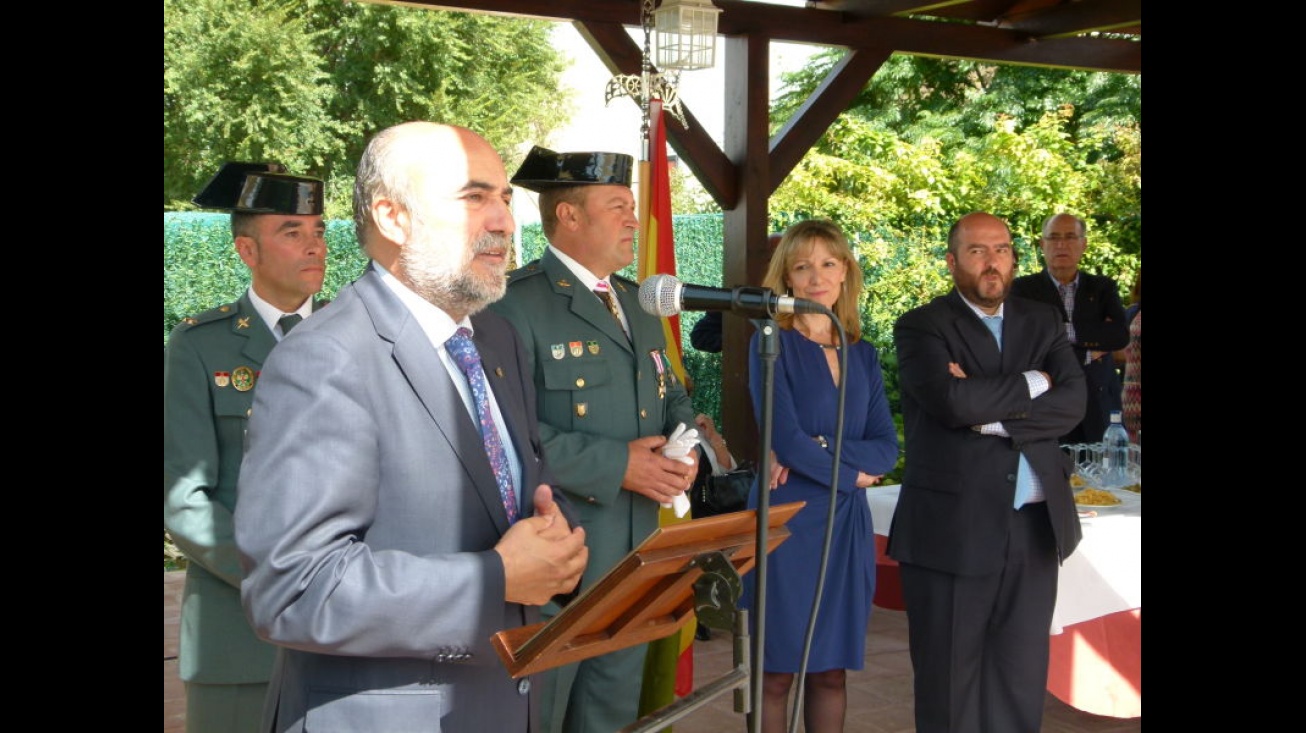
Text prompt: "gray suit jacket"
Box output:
[[235, 264, 567, 732]]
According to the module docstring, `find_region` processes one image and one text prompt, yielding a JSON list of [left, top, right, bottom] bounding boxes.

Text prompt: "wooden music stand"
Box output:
[[492, 501, 805, 679]]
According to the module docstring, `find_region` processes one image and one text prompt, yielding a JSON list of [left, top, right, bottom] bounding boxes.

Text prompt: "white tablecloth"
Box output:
[[866, 485, 1141, 633]]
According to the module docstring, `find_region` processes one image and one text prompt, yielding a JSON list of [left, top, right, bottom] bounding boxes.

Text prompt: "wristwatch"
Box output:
[[812, 435, 829, 449]]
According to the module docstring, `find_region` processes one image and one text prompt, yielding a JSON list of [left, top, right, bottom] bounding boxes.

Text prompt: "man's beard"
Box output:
[[402, 229, 509, 316], [955, 265, 1011, 309]]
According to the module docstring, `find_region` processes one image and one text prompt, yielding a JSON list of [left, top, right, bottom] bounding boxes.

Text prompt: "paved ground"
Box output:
[[165, 570, 1141, 732]]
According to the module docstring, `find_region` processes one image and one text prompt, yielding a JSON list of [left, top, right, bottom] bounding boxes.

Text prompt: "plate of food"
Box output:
[[1070, 486, 1144, 509]]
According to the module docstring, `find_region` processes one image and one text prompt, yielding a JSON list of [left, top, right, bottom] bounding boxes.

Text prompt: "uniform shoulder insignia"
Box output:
[[506, 261, 545, 284], [182, 302, 242, 329]]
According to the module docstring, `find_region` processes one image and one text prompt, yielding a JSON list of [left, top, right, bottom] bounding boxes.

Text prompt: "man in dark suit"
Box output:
[[234, 122, 588, 733], [164, 161, 327, 733], [490, 146, 698, 733], [890, 211, 1086, 733], [1010, 213, 1129, 444]]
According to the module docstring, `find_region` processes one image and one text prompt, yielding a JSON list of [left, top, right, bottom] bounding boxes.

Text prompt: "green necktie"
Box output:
[[278, 313, 303, 336]]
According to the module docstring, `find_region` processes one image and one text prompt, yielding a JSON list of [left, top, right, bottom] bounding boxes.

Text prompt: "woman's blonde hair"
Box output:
[[761, 219, 863, 341]]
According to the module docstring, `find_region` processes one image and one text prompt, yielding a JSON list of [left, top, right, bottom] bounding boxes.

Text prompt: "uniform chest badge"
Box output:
[[587, 340, 600, 355], [232, 366, 256, 392], [213, 371, 231, 388], [569, 341, 583, 357], [552, 343, 566, 360]]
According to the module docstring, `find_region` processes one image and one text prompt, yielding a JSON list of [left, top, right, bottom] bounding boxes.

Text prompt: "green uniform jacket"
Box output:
[[163, 291, 321, 684], [489, 251, 695, 593]]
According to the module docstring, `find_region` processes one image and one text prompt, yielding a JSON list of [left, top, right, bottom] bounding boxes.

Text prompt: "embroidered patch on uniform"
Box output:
[[232, 366, 256, 392], [552, 343, 566, 360], [587, 340, 600, 355], [569, 341, 583, 357], [213, 371, 230, 388]]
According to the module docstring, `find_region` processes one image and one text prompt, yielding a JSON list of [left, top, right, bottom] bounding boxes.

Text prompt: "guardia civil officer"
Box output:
[[489, 146, 698, 733], [163, 162, 326, 733]]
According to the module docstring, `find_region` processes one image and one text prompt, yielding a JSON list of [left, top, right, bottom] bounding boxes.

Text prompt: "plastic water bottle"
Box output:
[[1100, 410, 1131, 489]]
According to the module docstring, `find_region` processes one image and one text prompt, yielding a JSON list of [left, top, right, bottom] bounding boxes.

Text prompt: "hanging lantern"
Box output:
[[654, 0, 722, 71]]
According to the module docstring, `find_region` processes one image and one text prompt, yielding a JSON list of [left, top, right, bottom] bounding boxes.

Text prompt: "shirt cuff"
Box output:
[[1023, 370, 1049, 398]]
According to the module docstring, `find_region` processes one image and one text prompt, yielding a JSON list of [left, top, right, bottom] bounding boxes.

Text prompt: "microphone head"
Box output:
[[638, 273, 683, 317]]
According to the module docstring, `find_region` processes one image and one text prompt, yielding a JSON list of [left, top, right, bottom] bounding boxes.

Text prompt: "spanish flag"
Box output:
[[637, 98, 696, 726]]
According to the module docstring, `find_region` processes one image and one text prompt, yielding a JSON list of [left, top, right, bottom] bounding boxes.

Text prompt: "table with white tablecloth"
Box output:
[[866, 484, 1141, 718]]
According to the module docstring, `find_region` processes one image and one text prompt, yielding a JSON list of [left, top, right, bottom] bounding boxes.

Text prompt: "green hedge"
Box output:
[[164, 211, 732, 416], [164, 212, 913, 480]]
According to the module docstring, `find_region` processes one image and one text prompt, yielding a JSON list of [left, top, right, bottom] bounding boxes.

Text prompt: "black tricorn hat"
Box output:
[[510, 145, 634, 192], [192, 161, 324, 215]]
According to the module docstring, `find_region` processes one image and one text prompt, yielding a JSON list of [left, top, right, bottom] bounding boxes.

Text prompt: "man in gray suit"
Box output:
[[890, 212, 1085, 733], [490, 146, 697, 733], [235, 122, 589, 732]]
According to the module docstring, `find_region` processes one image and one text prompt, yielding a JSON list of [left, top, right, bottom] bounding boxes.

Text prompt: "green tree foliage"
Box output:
[[773, 52, 1140, 147], [765, 52, 1141, 362], [164, 0, 570, 218], [164, 0, 344, 211]]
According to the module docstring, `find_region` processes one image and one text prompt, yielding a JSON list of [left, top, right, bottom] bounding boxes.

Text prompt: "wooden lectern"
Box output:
[[492, 502, 804, 678]]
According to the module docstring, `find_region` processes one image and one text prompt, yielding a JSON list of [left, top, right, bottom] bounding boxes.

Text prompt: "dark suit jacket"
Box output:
[[235, 264, 569, 733], [689, 310, 723, 353], [1011, 269, 1128, 443], [888, 290, 1086, 575]]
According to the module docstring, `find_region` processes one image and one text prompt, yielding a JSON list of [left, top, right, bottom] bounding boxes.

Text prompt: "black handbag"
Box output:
[[694, 463, 754, 517]]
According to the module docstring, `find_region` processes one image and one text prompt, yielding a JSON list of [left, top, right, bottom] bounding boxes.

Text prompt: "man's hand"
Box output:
[[496, 485, 588, 606], [623, 435, 696, 503]]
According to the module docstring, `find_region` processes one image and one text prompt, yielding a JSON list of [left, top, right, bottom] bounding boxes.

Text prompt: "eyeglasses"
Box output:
[[1044, 234, 1082, 242]]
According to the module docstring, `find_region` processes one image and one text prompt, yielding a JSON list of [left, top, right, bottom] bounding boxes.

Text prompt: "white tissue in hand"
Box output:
[[660, 422, 700, 517], [663, 422, 700, 462]]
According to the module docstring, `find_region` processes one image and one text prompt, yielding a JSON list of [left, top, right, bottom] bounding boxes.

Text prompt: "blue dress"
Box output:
[[741, 327, 899, 673]]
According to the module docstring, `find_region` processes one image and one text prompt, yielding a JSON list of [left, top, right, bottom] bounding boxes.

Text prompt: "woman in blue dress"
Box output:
[[742, 219, 899, 733]]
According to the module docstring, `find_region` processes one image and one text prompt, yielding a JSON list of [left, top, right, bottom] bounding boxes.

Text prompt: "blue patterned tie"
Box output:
[[983, 315, 1036, 509], [446, 328, 519, 523]]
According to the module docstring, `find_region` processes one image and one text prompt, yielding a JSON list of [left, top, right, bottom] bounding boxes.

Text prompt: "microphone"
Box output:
[[638, 273, 825, 317]]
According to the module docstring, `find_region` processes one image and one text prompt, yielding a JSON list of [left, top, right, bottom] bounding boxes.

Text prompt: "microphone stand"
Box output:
[[747, 316, 780, 733]]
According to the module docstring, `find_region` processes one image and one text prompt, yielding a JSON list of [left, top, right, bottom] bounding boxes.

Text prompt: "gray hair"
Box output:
[[352, 125, 420, 249]]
